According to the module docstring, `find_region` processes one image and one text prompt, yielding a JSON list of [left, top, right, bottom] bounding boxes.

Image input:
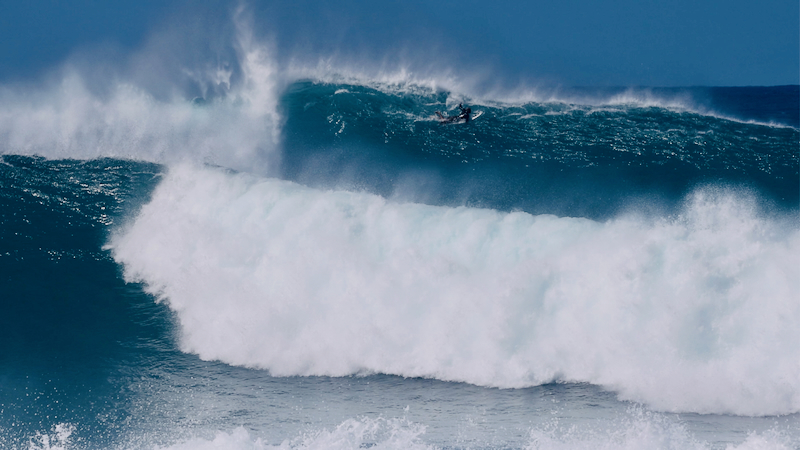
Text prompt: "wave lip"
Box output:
[[108, 164, 800, 416]]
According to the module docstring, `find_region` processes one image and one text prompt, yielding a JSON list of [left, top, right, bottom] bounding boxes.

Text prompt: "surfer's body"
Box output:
[[436, 103, 471, 124]]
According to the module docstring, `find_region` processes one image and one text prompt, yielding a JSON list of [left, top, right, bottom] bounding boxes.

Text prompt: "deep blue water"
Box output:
[[279, 83, 798, 218], [1, 81, 798, 449]]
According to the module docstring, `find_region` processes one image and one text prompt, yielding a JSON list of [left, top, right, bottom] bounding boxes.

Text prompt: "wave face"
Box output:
[[278, 82, 799, 219], [109, 161, 799, 416]]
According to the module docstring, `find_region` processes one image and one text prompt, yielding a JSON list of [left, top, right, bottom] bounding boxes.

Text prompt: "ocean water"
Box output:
[[1, 38, 799, 449]]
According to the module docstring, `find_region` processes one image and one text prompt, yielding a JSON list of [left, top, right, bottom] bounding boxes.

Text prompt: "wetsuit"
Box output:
[[436, 104, 471, 123]]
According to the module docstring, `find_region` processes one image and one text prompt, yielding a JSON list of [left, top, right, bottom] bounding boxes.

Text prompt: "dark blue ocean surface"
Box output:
[[279, 82, 798, 219], [0, 157, 164, 446], [1, 82, 798, 449]]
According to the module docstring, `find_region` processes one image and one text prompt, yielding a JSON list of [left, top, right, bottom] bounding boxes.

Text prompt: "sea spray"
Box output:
[[109, 164, 800, 416]]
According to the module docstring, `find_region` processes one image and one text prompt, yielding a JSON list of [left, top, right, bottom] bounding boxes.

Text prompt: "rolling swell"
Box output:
[[280, 81, 799, 219]]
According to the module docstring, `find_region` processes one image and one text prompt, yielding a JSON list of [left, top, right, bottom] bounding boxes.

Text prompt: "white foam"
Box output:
[[135, 417, 431, 450], [27, 424, 75, 450], [526, 412, 796, 450], [726, 431, 797, 450], [16, 415, 797, 450], [108, 164, 800, 416]]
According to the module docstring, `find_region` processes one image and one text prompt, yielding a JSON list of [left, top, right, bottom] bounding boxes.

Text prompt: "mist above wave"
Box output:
[[3, 3, 794, 180]]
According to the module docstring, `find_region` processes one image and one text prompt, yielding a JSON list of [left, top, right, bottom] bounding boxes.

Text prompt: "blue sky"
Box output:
[[1, 0, 797, 87]]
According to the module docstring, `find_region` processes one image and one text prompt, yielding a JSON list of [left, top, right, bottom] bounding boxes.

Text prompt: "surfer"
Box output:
[[435, 103, 471, 123], [458, 104, 472, 122]]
